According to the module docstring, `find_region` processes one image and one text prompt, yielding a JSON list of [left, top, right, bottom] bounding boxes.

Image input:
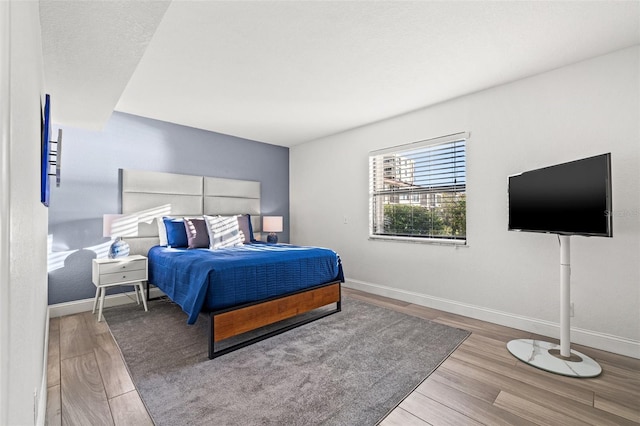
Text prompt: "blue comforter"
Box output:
[[148, 243, 344, 324]]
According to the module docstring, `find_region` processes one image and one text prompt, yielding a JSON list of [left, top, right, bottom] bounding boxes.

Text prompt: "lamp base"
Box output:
[[108, 238, 130, 259], [266, 233, 278, 244]]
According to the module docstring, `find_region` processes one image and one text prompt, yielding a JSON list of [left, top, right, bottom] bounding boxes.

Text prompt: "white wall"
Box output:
[[291, 46, 640, 358], [0, 1, 50, 424]]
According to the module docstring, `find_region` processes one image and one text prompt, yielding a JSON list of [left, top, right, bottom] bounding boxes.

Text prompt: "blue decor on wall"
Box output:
[[41, 94, 51, 206]]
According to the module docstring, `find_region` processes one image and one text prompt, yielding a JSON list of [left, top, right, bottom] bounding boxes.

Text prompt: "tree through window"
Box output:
[[369, 133, 468, 243]]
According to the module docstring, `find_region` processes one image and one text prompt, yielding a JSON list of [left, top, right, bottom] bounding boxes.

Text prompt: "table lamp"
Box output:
[[103, 214, 139, 258], [263, 216, 283, 244]]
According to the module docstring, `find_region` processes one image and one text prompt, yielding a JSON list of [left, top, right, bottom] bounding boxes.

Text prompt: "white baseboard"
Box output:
[[48, 288, 165, 318], [344, 279, 640, 359]]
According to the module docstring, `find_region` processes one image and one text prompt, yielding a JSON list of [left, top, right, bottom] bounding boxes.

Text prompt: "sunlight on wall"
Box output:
[[47, 235, 112, 272], [135, 204, 172, 223], [47, 204, 172, 272], [103, 214, 139, 238], [47, 234, 76, 272]]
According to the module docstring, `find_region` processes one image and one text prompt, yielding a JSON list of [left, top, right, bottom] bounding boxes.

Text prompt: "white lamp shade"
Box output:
[[103, 214, 139, 238], [263, 216, 283, 233]]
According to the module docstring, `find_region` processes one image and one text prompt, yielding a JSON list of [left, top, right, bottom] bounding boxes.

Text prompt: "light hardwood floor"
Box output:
[[46, 311, 153, 426], [46, 288, 640, 425]]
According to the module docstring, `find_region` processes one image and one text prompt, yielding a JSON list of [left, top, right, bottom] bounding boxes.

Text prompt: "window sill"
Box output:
[[368, 235, 467, 246]]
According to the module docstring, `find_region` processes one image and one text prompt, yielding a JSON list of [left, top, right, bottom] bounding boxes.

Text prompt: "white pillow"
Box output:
[[204, 215, 245, 249], [156, 216, 169, 246]]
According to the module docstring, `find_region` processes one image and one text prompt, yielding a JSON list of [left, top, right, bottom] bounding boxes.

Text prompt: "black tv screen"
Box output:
[[508, 153, 612, 237]]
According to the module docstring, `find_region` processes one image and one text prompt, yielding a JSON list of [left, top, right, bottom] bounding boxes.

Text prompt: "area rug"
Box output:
[[104, 296, 469, 425]]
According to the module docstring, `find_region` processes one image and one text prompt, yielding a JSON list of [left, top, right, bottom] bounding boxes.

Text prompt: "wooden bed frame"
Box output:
[[208, 281, 342, 359], [123, 169, 343, 359]]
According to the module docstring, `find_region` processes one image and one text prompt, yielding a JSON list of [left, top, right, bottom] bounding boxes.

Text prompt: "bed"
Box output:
[[120, 169, 344, 358]]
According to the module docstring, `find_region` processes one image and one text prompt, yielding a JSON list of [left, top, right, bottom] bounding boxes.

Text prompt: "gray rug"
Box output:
[[104, 296, 469, 425]]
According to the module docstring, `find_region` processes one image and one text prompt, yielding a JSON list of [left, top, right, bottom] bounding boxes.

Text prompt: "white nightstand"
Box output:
[[91, 254, 149, 322]]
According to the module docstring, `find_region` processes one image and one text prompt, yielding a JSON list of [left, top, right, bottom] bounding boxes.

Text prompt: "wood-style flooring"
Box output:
[[46, 311, 153, 426], [46, 288, 640, 425]]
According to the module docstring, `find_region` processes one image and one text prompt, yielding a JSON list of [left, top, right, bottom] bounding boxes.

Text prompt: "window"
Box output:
[[369, 132, 468, 243]]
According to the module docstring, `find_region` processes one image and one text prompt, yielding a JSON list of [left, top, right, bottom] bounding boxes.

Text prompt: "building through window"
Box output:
[[369, 132, 468, 243]]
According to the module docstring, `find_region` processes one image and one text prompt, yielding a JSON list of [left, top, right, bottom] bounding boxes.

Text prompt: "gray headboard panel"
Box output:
[[203, 176, 261, 231], [121, 169, 261, 255], [123, 193, 203, 216], [204, 176, 260, 198], [122, 169, 204, 216], [123, 169, 203, 195]]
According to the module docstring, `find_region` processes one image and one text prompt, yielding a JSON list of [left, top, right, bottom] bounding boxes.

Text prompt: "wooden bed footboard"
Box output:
[[208, 281, 342, 359]]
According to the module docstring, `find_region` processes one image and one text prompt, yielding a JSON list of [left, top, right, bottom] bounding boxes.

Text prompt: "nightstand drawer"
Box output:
[[100, 269, 147, 285], [91, 254, 149, 322], [99, 259, 146, 274]]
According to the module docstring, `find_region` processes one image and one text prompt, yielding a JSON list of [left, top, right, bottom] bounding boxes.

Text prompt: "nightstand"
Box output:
[[91, 254, 149, 322]]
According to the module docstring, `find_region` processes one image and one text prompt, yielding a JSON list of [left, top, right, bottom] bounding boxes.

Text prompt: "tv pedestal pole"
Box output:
[[507, 235, 602, 377]]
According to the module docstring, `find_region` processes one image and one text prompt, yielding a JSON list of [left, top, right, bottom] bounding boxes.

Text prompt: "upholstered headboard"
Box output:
[[121, 169, 261, 255]]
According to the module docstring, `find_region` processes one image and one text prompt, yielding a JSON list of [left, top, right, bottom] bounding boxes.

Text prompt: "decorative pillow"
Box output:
[[204, 215, 244, 249], [156, 216, 169, 246], [184, 217, 209, 249], [236, 214, 254, 243], [163, 217, 188, 248]]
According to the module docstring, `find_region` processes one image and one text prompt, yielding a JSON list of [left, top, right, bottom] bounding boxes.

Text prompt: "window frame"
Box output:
[[368, 132, 469, 245]]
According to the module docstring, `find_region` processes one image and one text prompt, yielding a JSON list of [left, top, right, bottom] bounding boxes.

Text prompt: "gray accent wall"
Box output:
[[48, 112, 289, 305]]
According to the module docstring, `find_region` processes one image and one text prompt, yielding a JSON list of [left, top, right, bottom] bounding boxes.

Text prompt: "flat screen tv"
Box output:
[[508, 153, 612, 237]]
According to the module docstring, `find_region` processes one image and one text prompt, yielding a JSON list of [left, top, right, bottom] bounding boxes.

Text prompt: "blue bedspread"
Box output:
[[148, 243, 344, 324]]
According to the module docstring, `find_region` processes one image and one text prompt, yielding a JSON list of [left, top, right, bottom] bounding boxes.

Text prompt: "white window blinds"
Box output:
[[369, 132, 468, 242]]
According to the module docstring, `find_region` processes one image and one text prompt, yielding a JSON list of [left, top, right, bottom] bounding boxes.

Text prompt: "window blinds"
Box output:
[[369, 132, 468, 241]]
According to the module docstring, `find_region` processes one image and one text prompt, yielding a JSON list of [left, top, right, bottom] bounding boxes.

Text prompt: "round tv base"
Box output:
[[507, 339, 602, 378]]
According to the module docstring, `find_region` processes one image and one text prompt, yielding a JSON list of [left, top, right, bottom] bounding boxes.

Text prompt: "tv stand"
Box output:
[[507, 235, 602, 377]]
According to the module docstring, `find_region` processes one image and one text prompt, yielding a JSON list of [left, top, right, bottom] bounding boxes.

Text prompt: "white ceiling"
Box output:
[[40, 1, 171, 129], [41, 1, 640, 147]]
